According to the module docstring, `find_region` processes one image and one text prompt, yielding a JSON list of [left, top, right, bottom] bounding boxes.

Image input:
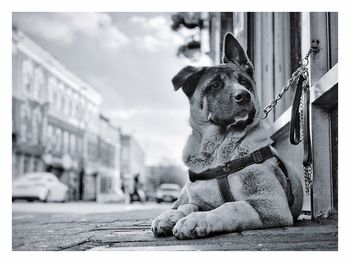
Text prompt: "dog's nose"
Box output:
[[233, 89, 251, 103]]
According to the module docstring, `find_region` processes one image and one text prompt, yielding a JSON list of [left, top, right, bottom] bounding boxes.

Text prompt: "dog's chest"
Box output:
[[187, 174, 243, 211]]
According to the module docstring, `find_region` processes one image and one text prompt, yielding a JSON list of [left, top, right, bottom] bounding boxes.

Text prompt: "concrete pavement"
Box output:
[[12, 202, 338, 251]]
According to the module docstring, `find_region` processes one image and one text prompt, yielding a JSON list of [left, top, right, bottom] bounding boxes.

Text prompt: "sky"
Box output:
[[12, 12, 206, 167]]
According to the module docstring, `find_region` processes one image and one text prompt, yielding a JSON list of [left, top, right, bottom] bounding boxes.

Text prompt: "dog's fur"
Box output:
[[151, 33, 303, 239]]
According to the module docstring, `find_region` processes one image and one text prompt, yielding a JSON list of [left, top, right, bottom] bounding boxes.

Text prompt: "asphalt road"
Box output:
[[12, 201, 337, 251]]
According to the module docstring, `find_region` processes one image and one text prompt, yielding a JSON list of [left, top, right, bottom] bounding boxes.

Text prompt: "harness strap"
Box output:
[[217, 177, 235, 202], [189, 146, 274, 182], [275, 157, 295, 207], [188, 146, 295, 205]]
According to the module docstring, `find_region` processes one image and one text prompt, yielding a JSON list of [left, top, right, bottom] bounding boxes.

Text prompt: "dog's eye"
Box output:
[[208, 82, 221, 92], [239, 79, 248, 86]]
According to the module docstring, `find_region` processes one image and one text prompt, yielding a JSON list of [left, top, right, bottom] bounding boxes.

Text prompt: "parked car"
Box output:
[[156, 184, 181, 203], [12, 172, 68, 202]]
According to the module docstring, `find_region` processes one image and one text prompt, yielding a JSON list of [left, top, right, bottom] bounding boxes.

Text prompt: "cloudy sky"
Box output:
[[12, 12, 205, 166]]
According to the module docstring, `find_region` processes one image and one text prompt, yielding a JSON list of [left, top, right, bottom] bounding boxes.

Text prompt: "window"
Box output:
[[22, 59, 33, 96], [56, 89, 61, 112], [80, 97, 85, 121], [74, 93, 79, 119], [70, 134, 76, 157], [71, 92, 76, 118], [77, 137, 82, 156], [56, 128, 62, 153], [66, 89, 72, 116], [33, 67, 44, 101], [48, 77, 57, 106], [33, 157, 40, 172], [50, 126, 57, 150], [100, 176, 113, 194], [20, 103, 31, 143], [57, 82, 66, 112], [23, 155, 30, 174], [63, 131, 69, 153], [32, 108, 42, 145], [47, 125, 53, 151]]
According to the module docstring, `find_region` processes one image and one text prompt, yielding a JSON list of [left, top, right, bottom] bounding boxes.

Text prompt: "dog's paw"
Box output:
[[173, 212, 213, 239], [151, 210, 185, 237]]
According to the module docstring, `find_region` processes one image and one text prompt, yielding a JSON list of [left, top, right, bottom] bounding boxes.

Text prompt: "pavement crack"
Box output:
[[57, 235, 96, 251]]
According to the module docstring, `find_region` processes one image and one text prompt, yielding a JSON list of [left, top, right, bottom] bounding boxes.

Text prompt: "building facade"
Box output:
[[95, 115, 123, 202], [12, 27, 123, 202]]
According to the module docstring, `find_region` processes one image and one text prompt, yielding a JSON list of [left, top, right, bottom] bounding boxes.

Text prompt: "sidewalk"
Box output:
[[12, 203, 337, 251]]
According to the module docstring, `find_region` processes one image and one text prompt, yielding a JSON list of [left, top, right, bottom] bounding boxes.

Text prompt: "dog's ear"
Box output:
[[172, 66, 206, 98], [222, 32, 254, 77]]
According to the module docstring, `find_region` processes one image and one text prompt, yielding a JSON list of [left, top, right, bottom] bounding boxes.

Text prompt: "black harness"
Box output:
[[188, 145, 294, 206]]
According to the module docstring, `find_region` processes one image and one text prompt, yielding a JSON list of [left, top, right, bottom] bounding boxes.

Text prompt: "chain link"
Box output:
[[262, 47, 315, 119], [262, 67, 307, 119], [304, 163, 313, 196]]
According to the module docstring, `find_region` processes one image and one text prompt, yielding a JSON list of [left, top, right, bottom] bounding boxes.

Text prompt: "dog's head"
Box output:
[[172, 33, 260, 131]]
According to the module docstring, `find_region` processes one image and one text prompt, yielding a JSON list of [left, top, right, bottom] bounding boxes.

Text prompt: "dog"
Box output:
[[151, 33, 303, 240]]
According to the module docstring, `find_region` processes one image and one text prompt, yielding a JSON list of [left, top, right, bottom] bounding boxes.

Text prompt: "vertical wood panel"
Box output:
[[311, 105, 332, 219], [254, 13, 263, 108], [214, 13, 221, 64], [328, 12, 338, 67], [310, 12, 330, 86], [233, 12, 247, 50], [247, 12, 255, 65], [261, 13, 274, 124], [273, 13, 291, 118]]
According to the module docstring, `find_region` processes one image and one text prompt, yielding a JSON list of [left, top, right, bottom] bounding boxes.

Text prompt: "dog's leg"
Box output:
[[173, 199, 293, 239], [151, 203, 198, 237], [151, 185, 199, 237]]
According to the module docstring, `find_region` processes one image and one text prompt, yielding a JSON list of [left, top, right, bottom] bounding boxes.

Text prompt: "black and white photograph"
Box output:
[[1, 0, 347, 258]]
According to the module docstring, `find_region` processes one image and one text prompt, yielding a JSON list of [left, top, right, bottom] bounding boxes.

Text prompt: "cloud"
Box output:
[[15, 13, 129, 49], [130, 15, 184, 52]]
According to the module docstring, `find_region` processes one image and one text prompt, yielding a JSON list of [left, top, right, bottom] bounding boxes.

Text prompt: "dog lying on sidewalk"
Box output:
[[151, 33, 303, 239]]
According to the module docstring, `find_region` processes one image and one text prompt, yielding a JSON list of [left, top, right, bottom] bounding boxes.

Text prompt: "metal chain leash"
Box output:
[[262, 67, 308, 119], [303, 163, 313, 196], [262, 45, 317, 119], [262, 46, 319, 195]]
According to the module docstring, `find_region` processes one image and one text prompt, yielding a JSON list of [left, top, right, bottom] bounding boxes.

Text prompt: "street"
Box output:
[[12, 202, 337, 251]]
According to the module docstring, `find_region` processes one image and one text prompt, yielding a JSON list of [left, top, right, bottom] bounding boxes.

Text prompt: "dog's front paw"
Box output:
[[173, 212, 213, 239], [151, 210, 185, 237]]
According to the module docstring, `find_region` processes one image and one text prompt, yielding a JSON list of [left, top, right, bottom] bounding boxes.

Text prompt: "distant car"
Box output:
[[12, 172, 69, 202], [156, 184, 181, 203]]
